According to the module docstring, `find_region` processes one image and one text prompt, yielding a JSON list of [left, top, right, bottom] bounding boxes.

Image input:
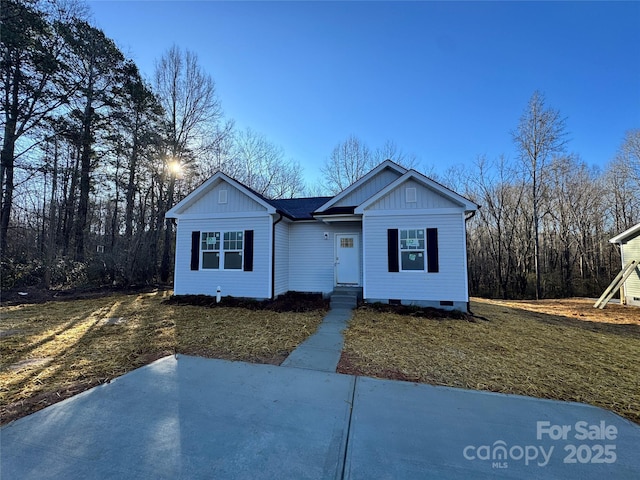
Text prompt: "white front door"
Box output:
[[336, 234, 360, 285]]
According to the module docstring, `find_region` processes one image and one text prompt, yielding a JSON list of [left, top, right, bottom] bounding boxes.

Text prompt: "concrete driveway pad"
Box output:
[[2, 355, 639, 479], [345, 376, 640, 479], [1, 356, 354, 480]]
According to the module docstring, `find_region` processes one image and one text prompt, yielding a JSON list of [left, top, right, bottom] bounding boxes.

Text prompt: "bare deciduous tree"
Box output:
[[154, 45, 224, 281], [320, 135, 373, 194], [512, 91, 568, 299], [320, 135, 421, 194], [224, 127, 304, 199]]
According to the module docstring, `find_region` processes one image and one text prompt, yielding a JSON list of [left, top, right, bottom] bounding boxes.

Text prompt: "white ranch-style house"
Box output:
[[166, 160, 479, 311]]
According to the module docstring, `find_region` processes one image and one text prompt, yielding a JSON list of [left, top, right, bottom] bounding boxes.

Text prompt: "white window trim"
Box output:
[[222, 231, 244, 270], [399, 228, 426, 272], [201, 230, 244, 270], [201, 232, 220, 270]]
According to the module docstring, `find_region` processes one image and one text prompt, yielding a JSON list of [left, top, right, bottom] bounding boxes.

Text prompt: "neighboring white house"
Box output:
[[165, 160, 479, 311], [609, 223, 640, 307]]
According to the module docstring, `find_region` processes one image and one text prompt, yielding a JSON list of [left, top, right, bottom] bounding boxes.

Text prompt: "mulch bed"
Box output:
[[164, 291, 329, 312]]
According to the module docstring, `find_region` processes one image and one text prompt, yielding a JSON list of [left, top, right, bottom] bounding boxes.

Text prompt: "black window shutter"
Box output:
[[387, 229, 399, 272], [244, 230, 254, 272], [427, 228, 439, 273], [191, 231, 200, 271]]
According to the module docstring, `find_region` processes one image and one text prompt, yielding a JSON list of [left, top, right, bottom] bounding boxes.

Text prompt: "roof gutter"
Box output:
[[271, 213, 284, 299]]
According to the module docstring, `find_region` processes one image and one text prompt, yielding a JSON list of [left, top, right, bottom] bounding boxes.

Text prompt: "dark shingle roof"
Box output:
[[268, 197, 332, 220]]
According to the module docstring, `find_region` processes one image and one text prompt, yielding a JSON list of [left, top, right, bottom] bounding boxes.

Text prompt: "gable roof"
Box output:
[[354, 169, 479, 214], [315, 160, 407, 213], [166, 161, 478, 221], [610, 223, 640, 244], [166, 171, 276, 218], [166, 171, 331, 220]]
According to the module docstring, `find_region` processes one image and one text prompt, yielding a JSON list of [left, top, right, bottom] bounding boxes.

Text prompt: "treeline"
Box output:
[[458, 97, 639, 298], [1, 0, 305, 289]]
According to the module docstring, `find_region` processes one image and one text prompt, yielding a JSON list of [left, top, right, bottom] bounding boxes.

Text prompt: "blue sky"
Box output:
[[88, 1, 640, 185]]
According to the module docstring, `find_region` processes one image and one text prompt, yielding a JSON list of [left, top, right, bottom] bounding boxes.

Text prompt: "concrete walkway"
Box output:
[[2, 356, 639, 479], [281, 288, 358, 372], [280, 307, 352, 372]]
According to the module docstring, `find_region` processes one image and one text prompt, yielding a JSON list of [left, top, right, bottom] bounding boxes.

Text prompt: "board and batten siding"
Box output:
[[274, 220, 289, 296], [178, 179, 267, 215], [333, 168, 402, 207], [362, 213, 468, 303], [288, 221, 362, 294], [622, 235, 640, 306], [367, 179, 460, 210], [173, 216, 271, 298]]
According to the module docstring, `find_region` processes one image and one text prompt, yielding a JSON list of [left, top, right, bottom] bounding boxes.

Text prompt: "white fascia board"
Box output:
[[361, 208, 465, 217], [165, 171, 276, 218], [315, 160, 408, 212], [610, 222, 640, 244], [313, 214, 363, 223], [355, 171, 478, 214], [169, 212, 271, 220]]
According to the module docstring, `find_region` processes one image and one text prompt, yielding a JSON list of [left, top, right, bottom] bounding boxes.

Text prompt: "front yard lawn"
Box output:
[[0, 290, 325, 425], [3, 293, 638, 426], [338, 298, 640, 425]]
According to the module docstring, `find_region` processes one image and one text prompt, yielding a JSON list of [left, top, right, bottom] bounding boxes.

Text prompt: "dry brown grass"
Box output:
[[0, 291, 324, 424], [338, 298, 640, 424]]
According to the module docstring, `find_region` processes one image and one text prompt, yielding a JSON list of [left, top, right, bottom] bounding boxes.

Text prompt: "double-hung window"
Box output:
[[223, 231, 243, 270], [400, 229, 425, 271], [201, 231, 244, 269], [201, 232, 220, 269]]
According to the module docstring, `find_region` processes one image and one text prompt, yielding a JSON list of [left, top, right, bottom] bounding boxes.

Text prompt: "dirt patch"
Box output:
[[473, 297, 640, 326], [100, 317, 126, 326], [0, 329, 23, 338], [8, 357, 53, 371]]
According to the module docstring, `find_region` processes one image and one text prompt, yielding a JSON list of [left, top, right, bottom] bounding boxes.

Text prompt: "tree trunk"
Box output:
[[74, 102, 93, 262], [0, 54, 20, 256], [159, 175, 175, 282], [0, 131, 16, 256]]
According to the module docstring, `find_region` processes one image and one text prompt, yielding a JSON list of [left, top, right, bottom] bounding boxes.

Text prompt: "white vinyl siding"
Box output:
[[288, 222, 362, 294], [173, 216, 270, 298], [622, 236, 640, 305], [362, 213, 468, 302], [274, 220, 290, 296]]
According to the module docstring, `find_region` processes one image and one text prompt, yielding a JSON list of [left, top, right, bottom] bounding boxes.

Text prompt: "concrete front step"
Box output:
[[330, 288, 360, 310]]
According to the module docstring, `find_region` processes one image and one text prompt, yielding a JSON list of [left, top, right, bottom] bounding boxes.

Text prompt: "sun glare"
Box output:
[[168, 160, 182, 176]]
